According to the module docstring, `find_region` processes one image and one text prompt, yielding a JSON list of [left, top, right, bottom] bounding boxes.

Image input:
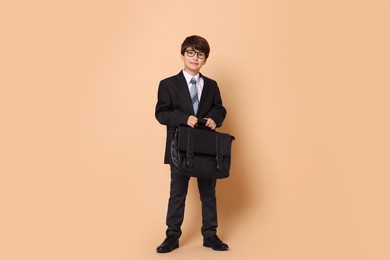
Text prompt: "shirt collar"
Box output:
[[182, 69, 200, 84]]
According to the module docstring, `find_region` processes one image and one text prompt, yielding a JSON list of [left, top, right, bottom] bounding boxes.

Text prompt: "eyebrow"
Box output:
[[186, 48, 204, 53]]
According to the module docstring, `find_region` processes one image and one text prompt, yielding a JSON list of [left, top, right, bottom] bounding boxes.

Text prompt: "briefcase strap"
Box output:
[[186, 128, 194, 168], [216, 133, 223, 171]]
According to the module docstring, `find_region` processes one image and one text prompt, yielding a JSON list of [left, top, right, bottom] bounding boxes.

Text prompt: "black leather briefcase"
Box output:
[[170, 122, 235, 179]]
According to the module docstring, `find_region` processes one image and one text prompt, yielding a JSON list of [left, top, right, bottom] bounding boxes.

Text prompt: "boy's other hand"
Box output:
[[187, 115, 198, 128], [204, 118, 216, 130]]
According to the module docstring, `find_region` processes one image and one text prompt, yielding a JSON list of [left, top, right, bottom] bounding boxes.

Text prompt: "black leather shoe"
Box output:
[[156, 236, 179, 253], [203, 235, 229, 251]]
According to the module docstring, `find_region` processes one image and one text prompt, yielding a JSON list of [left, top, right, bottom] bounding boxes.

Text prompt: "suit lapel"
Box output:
[[198, 73, 210, 116], [175, 71, 195, 115]]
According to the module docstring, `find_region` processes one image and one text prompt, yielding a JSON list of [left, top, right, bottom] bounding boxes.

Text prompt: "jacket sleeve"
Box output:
[[155, 80, 189, 127], [205, 82, 227, 127]]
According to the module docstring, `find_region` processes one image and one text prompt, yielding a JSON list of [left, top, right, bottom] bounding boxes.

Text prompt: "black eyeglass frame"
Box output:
[[185, 49, 206, 59]]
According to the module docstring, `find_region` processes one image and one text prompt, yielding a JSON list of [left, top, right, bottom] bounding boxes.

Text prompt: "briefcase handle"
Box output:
[[197, 118, 207, 125], [195, 118, 216, 131]]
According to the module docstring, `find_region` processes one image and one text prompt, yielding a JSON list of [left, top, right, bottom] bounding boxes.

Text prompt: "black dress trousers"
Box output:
[[165, 167, 218, 238]]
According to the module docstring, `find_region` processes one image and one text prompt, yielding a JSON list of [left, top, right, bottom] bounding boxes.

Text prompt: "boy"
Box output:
[[155, 35, 228, 252]]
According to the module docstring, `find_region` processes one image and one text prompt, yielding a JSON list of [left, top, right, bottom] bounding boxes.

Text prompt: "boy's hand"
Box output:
[[204, 118, 217, 130], [187, 115, 198, 128]]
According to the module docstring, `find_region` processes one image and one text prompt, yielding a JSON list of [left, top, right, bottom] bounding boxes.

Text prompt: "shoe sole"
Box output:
[[203, 242, 229, 251], [156, 243, 179, 253]]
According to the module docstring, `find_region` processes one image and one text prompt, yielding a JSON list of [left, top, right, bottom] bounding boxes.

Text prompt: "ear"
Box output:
[[203, 58, 207, 65]]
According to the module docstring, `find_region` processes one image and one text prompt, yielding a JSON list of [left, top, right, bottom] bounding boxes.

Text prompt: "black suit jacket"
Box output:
[[155, 71, 227, 164]]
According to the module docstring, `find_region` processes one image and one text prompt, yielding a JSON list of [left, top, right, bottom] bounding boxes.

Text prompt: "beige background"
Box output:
[[1, 0, 389, 259]]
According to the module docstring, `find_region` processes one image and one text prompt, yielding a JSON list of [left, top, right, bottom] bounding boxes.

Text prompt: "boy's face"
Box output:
[[181, 47, 207, 76]]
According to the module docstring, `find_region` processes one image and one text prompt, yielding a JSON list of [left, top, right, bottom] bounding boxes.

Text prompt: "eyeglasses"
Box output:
[[185, 49, 206, 59]]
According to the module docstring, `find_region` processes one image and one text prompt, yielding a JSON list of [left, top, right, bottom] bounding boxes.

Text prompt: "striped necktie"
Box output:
[[189, 77, 199, 116]]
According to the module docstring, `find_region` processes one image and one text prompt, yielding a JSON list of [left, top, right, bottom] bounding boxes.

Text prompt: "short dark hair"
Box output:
[[181, 35, 210, 59]]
